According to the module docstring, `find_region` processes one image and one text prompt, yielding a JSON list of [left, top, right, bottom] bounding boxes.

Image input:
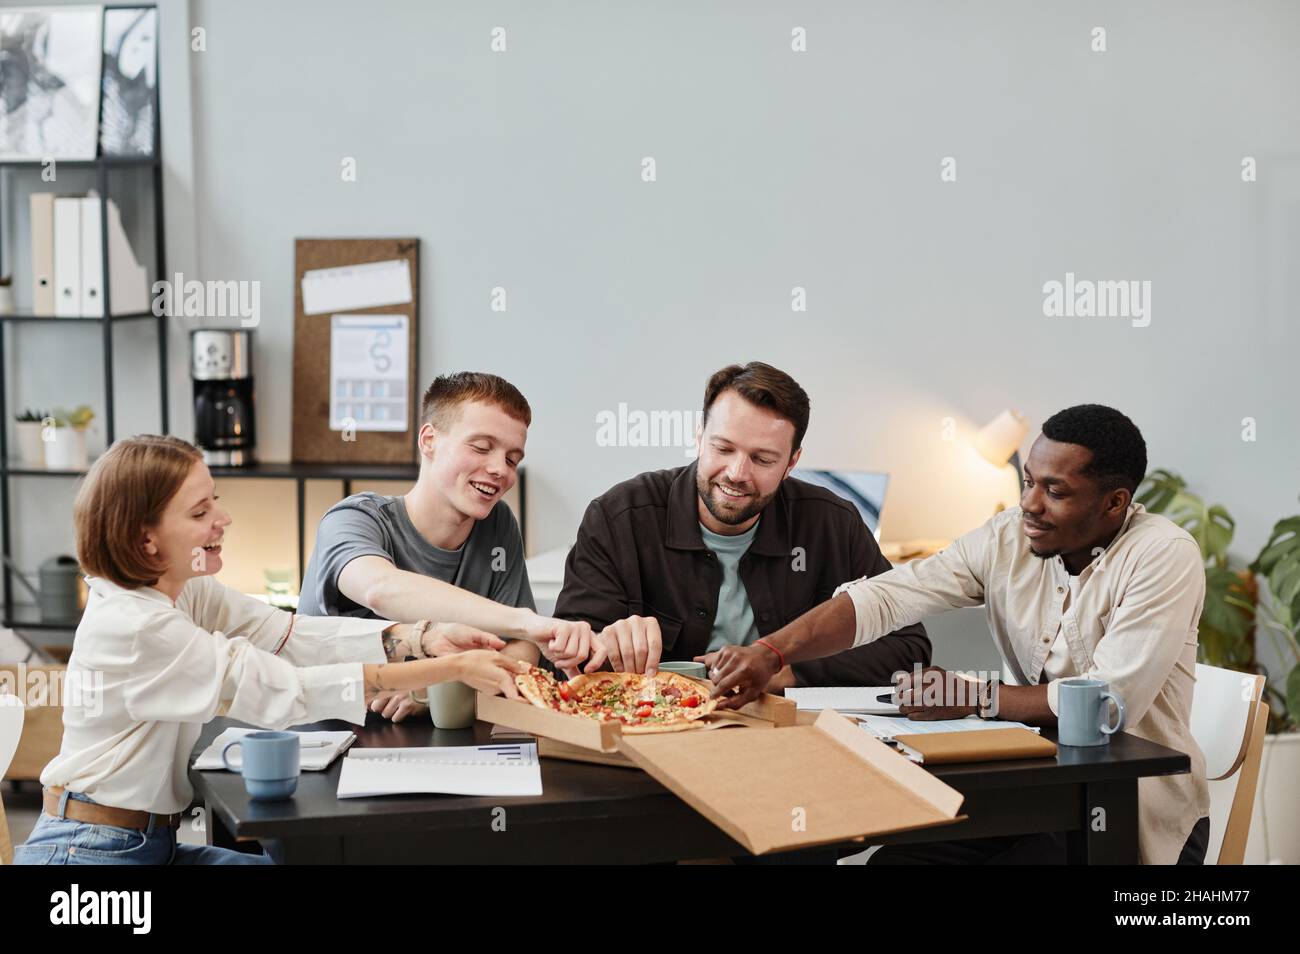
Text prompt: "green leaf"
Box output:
[[1197, 622, 1255, 671], [1136, 468, 1186, 515], [1200, 565, 1252, 642], [1163, 493, 1235, 564], [1252, 516, 1300, 575], [1251, 516, 1300, 627], [1273, 561, 1300, 629], [1287, 667, 1300, 727]]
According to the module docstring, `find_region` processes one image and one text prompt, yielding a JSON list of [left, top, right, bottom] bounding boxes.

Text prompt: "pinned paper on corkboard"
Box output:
[[291, 238, 419, 464]]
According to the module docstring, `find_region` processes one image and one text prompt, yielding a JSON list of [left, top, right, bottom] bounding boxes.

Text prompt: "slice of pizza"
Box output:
[[514, 665, 572, 713]]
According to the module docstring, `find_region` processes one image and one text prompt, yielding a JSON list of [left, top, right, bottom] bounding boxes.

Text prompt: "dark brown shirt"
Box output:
[[554, 463, 930, 686]]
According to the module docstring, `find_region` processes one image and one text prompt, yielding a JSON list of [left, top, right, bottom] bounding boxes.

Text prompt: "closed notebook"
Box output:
[[893, 726, 1057, 765]]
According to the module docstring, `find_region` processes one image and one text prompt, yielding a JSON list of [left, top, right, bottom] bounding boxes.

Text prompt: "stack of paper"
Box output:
[[856, 714, 1041, 741], [336, 743, 543, 798], [785, 686, 900, 715], [193, 728, 355, 772]]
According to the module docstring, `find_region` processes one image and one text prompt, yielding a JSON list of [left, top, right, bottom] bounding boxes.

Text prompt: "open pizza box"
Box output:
[[618, 709, 966, 854], [476, 684, 796, 767], [478, 689, 966, 854]]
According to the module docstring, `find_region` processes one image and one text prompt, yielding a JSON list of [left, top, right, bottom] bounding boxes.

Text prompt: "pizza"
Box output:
[[514, 665, 718, 734]]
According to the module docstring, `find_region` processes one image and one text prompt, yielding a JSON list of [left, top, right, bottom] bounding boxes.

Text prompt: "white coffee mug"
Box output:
[[426, 681, 477, 729]]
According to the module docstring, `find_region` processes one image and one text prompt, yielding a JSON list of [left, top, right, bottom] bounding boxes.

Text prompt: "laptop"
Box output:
[[788, 468, 890, 540]]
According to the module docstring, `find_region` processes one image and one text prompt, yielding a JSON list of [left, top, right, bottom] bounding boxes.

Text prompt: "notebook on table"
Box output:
[[892, 727, 1058, 765], [193, 729, 355, 772], [856, 713, 1042, 741], [336, 743, 543, 798]]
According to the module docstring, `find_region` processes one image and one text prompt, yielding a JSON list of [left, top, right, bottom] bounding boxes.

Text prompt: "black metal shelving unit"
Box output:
[[0, 153, 169, 631], [0, 7, 167, 634]]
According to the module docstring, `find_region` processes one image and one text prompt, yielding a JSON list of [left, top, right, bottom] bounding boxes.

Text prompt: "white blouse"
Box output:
[[41, 575, 390, 815]]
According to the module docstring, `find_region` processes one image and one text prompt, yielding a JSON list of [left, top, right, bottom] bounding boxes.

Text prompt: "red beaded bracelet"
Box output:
[[755, 638, 786, 669]]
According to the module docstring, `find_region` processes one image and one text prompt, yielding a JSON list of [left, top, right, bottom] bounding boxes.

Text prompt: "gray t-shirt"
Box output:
[[700, 520, 760, 653], [298, 492, 535, 620]]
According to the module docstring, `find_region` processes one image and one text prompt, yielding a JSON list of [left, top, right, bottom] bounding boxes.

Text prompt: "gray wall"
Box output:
[[2, 1, 1297, 673]]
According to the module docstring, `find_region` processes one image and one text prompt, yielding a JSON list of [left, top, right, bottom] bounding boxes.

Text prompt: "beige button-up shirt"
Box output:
[[42, 575, 390, 815], [836, 504, 1209, 864]]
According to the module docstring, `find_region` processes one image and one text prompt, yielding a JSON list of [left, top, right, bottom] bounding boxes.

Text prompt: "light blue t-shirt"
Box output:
[[700, 521, 760, 653]]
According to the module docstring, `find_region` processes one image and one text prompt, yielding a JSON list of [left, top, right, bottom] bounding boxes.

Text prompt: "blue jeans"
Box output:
[[13, 790, 273, 865]]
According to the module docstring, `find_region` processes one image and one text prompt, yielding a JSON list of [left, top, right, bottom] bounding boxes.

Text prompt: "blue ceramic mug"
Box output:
[[1058, 678, 1126, 747], [222, 731, 300, 800]]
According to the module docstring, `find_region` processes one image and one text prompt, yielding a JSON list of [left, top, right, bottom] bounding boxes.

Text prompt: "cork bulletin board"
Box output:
[[291, 238, 420, 464]]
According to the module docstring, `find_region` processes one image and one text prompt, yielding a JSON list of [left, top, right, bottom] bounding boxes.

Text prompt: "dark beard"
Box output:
[[696, 472, 775, 526]]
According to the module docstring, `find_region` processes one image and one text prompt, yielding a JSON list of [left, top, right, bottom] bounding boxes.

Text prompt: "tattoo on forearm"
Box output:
[[382, 629, 414, 662]]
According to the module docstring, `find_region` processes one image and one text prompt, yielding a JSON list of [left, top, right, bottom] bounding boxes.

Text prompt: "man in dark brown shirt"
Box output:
[[556, 362, 929, 689]]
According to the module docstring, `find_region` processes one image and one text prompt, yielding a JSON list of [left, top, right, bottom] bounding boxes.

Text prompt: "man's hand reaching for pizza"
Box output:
[[421, 622, 508, 656], [583, 615, 663, 675], [696, 643, 781, 710], [516, 614, 594, 677]]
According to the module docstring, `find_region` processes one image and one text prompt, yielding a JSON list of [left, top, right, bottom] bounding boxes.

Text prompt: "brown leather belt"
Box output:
[[44, 787, 182, 831]]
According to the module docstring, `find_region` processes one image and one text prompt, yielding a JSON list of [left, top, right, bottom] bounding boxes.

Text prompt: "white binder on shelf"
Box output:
[[79, 197, 105, 318], [53, 198, 82, 318]]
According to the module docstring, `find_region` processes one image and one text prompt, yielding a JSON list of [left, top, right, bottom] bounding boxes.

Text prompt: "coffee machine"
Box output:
[[191, 329, 256, 466]]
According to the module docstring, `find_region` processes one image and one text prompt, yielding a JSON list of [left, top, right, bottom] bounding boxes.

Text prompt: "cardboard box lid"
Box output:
[[618, 710, 965, 855]]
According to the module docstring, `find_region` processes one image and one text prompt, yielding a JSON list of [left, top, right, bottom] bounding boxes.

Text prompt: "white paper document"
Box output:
[[329, 314, 408, 432], [856, 714, 1041, 741], [301, 258, 412, 314], [336, 743, 543, 798], [785, 686, 900, 714], [193, 728, 356, 772]]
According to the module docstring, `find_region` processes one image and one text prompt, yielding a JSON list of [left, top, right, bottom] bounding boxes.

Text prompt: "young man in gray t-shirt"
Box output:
[[300, 492, 532, 620], [298, 372, 593, 721]]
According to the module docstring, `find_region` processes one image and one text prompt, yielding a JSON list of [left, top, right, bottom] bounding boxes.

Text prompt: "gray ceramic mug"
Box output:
[[1058, 678, 1126, 746], [427, 681, 477, 729]]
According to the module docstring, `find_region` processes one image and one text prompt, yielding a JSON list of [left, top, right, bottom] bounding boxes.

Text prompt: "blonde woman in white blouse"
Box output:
[[16, 435, 532, 865]]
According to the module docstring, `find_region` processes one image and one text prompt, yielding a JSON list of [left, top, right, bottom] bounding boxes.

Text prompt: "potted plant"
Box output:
[[43, 405, 95, 471], [13, 408, 49, 467], [1138, 469, 1300, 862]]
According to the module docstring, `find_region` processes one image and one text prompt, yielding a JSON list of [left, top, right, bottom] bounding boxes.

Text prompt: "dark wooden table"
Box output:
[[188, 714, 1191, 864]]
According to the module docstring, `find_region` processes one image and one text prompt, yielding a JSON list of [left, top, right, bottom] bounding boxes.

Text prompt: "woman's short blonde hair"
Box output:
[[74, 435, 203, 589]]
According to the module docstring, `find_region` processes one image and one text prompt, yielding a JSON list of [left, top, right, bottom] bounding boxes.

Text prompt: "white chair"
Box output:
[[1190, 663, 1269, 865], [0, 694, 26, 865]]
